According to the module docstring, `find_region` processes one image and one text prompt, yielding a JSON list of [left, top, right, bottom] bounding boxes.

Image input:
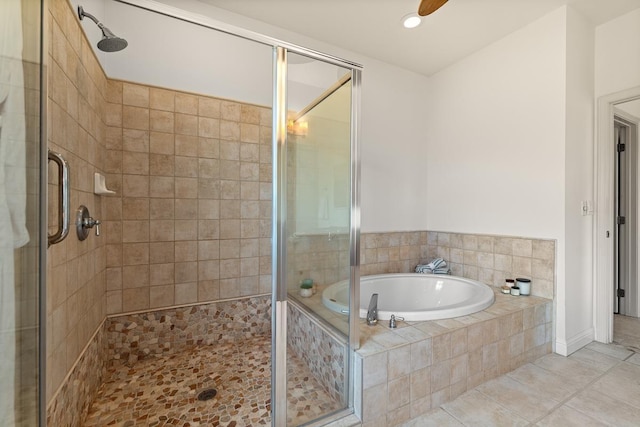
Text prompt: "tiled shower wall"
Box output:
[[103, 81, 273, 314], [46, 0, 108, 403]]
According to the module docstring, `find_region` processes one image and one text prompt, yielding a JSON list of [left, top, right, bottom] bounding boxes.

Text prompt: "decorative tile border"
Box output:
[[288, 302, 348, 404], [105, 295, 271, 366], [46, 326, 107, 427]]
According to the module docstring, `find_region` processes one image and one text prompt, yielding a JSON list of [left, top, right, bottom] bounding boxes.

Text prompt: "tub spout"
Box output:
[[366, 293, 378, 325]]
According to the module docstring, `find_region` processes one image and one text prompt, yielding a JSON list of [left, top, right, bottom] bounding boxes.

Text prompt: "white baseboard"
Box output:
[[555, 328, 594, 356]]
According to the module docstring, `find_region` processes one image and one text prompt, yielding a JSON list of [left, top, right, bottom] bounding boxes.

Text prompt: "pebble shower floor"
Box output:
[[83, 335, 342, 426]]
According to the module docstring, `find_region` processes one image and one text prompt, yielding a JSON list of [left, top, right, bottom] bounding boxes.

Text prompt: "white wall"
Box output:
[[425, 6, 598, 354], [425, 8, 567, 237], [562, 7, 595, 354], [595, 8, 640, 98], [89, 0, 431, 233]]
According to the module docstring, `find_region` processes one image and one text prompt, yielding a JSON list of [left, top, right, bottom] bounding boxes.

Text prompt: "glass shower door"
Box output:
[[0, 0, 43, 425], [272, 48, 360, 426]]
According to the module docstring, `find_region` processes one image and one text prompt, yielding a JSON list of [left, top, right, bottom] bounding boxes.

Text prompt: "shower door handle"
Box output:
[[48, 150, 70, 247]]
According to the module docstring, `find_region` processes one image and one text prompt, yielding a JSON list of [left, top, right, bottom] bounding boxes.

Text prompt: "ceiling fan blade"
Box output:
[[418, 0, 449, 16]]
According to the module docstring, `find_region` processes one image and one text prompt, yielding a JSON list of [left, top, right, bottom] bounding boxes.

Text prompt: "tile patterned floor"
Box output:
[[614, 314, 640, 352], [403, 339, 640, 426], [83, 335, 342, 426]]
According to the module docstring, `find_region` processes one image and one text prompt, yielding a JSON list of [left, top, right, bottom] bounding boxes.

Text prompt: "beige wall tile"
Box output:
[[175, 199, 198, 220], [122, 288, 149, 312], [150, 284, 174, 308], [150, 154, 174, 176], [175, 113, 198, 136], [199, 97, 220, 118], [198, 280, 219, 301], [150, 242, 174, 264], [122, 243, 149, 266], [175, 93, 198, 114], [175, 241, 197, 262], [123, 265, 149, 289], [150, 199, 175, 220], [240, 104, 260, 124], [150, 110, 174, 133], [175, 134, 199, 157], [123, 129, 150, 153], [150, 131, 174, 155], [175, 178, 198, 199], [150, 176, 175, 198], [122, 151, 149, 175], [123, 106, 149, 130], [150, 263, 174, 287], [175, 262, 197, 283], [122, 83, 149, 107], [221, 101, 241, 121], [175, 282, 198, 305], [150, 88, 175, 112]]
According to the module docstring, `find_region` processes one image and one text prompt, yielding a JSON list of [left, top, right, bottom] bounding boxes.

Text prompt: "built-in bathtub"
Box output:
[[322, 273, 495, 321]]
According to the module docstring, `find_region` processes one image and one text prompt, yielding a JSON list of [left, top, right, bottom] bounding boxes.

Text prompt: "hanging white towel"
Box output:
[[0, 0, 29, 423]]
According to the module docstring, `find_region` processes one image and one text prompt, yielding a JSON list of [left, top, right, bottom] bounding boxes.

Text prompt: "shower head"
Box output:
[[78, 6, 128, 52]]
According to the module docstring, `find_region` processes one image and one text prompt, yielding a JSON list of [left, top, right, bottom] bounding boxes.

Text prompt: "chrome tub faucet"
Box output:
[[366, 293, 378, 325]]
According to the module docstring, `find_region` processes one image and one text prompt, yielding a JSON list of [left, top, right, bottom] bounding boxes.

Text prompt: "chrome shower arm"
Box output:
[[78, 6, 100, 25]]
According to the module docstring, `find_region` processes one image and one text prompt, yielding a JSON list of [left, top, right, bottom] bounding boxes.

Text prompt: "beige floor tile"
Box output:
[[401, 408, 464, 426], [566, 387, 640, 426], [533, 353, 601, 385], [614, 314, 640, 338], [535, 405, 608, 427], [569, 347, 622, 372], [626, 353, 640, 366], [585, 341, 633, 360], [441, 390, 529, 427], [476, 376, 559, 421], [506, 364, 582, 402], [589, 362, 640, 409]]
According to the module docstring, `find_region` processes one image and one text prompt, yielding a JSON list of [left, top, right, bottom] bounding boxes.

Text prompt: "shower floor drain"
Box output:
[[197, 388, 218, 401]]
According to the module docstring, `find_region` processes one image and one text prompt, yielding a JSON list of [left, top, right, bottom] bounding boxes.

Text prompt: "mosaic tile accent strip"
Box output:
[[105, 296, 271, 366], [47, 326, 107, 427], [83, 336, 342, 426], [288, 302, 348, 403]]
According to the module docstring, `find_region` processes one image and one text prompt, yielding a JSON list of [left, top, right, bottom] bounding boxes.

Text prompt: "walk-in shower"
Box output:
[[41, 0, 361, 426]]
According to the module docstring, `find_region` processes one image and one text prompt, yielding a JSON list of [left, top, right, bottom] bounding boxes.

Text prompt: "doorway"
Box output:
[[595, 87, 640, 344], [614, 113, 638, 317]]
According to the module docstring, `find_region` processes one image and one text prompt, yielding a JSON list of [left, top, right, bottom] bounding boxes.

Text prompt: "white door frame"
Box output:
[[594, 85, 640, 343]]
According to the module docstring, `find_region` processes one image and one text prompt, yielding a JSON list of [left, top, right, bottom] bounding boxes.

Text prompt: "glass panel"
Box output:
[[285, 52, 352, 425], [1, 0, 42, 425]]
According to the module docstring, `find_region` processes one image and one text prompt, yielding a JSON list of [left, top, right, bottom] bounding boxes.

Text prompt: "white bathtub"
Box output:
[[322, 273, 495, 321]]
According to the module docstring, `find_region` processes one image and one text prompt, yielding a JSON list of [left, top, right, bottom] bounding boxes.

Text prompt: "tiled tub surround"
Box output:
[[288, 300, 349, 404], [424, 231, 555, 299], [360, 231, 555, 300], [355, 290, 553, 426]]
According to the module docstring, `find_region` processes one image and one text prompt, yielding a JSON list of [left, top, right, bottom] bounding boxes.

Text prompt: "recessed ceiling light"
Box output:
[[402, 13, 422, 29]]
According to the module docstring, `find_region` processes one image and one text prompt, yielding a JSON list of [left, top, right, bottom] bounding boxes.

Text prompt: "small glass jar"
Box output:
[[516, 278, 531, 296], [506, 279, 515, 288], [510, 286, 520, 296]]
